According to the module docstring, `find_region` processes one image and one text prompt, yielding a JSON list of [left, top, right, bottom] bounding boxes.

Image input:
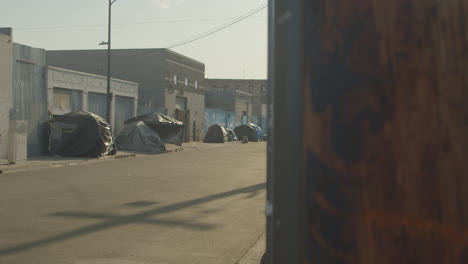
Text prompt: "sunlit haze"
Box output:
[[0, 0, 267, 79]]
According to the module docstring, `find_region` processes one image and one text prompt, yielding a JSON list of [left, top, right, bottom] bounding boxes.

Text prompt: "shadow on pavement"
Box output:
[[0, 183, 266, 256], [123, 200, 159, 207]]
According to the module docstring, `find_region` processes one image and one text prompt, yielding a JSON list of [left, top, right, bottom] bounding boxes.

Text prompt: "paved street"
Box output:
[[0, 143, 266, 264]]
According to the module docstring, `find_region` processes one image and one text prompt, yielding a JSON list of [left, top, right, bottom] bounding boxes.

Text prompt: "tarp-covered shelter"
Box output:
[[48, 111, 116, 157], [116, 121, 166, 152], [234, 124, 263, 142], [204, 124, 228, 143], [225, 128, 238, 142], [248, 123, 264, 140], [125, 112, 185, 146]]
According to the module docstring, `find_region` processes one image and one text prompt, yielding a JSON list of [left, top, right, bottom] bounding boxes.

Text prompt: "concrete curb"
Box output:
[[0, 142, 245, 175], [0, 153, 137, 174], [114, 153, 137, 159]]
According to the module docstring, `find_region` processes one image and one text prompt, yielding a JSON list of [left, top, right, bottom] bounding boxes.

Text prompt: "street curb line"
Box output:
[[114, 153, 137, 159], [0, 153, 136, 174]]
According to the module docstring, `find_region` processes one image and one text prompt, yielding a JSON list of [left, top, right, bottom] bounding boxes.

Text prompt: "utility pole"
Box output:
[[100, 0, 118, 124]]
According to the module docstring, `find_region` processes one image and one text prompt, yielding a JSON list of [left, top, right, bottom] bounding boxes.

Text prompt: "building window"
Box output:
[[261, 85, 266, 92], [173, 75, 178, 85], [195, 81, 198, 89], [185, 78, 188, 87], [248, 85, 254, 93]]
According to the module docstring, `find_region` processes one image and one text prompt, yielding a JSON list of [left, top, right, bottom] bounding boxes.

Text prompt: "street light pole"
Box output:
[[105, 0, 117, 124]]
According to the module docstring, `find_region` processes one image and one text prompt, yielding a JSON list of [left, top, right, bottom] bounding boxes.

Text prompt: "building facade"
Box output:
[[47, 49, 206, 141], [47, 66, 138, 134], [204, 79, 267, 130], [205, 90, 253, 129], [0, 28, 140, 158]]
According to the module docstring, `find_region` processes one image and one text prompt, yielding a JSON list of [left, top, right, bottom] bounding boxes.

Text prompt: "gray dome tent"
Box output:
[[116, 121, 166, 152], [125, 112, 185, 146], [204, 124, 228, 143]]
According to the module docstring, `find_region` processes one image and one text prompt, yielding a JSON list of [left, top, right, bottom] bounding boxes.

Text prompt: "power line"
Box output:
[[14, 16, 266, 31], [165, 4, 267, 49]]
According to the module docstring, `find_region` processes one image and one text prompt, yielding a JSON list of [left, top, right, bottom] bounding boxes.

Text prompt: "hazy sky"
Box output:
[[0, 0, 268, 79]]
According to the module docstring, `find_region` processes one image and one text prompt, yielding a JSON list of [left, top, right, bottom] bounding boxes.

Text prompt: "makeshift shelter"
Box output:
[[204, 124, 228, 143], [225, 128, 238, 142], [234, 124, 262, 142], [48, 111, 116, 157], [116, 121, 166, 152], [248, 123, 264, 140], [125, 112, 185, 146]]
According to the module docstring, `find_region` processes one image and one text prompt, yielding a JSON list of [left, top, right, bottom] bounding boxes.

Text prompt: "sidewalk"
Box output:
[[237, 233, 266, 264], [0, 141, 240, 174]]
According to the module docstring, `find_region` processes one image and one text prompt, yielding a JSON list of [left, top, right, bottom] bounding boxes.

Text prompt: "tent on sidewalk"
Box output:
[[125, 112, 185, 146], [225, 128, 238, 142], [115, 121, 166, 152], [234, 123, 263, 142], [204, 124, 228, 143], [48, 111, 116, 157]]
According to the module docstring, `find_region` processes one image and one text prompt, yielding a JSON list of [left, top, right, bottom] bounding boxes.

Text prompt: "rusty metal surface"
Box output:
[[303, 0, 468, 263]]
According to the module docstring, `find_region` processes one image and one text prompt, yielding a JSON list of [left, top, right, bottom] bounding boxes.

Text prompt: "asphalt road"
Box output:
[[0, 142, 266, 264]]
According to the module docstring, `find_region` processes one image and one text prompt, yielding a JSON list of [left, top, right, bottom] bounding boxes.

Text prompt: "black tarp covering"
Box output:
[[48, 111, 116, 157], [124, 112, 185, 146], [248, 123, 264, 140], [115, 121, 166, 152], [234, 124, 262, 142], [225, 128, 238, 142], [204, 124, 228, 143]]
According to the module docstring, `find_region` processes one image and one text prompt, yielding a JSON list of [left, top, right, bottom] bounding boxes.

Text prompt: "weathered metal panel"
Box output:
[[12, 43, 48, 156], [87, 92, 107, 119], [0, 30, 13, 159], [300, 0, 468, 263], [114, 95, 133, 134]]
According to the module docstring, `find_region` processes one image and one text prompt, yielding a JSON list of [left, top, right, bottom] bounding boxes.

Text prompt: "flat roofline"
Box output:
[[165, 49, 205, 67], [47, 48, 205, 67], [47, 65, 138, 85]]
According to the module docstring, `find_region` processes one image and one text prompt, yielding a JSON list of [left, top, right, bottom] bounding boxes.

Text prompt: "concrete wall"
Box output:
[[47, 49, 205, 116], [205, 90, 236, 112], [0, 29, 13, 159], [166, 91, 205, 141], [47, 49, 164, 112], [205, 90, 252, 127], [12, 43, 48, 156], [234, 93, 253, 125], [47, 66, 138, 133], [205, 79, 267, 127]]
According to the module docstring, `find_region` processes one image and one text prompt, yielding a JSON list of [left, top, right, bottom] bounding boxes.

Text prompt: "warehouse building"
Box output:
[[47, 48, 205, 142]]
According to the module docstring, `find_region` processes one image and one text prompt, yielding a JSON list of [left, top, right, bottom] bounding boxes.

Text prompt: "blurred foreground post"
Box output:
[[268, 0, 468, 263]]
